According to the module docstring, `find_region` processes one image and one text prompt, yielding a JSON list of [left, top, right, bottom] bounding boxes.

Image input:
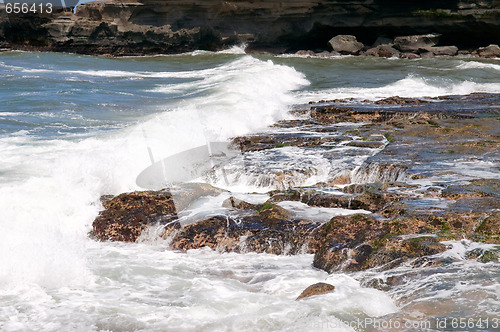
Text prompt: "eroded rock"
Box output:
[[328, 35, 364, 55], [91, 190, 177, 242], [296, 282, 335, 300], [477, 44, 500, 58], [393, 34, 441, 52]]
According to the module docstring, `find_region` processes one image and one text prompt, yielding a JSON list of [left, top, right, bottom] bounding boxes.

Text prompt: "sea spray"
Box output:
[[0, 52, 498, 331], [0, 55, 309, 289]]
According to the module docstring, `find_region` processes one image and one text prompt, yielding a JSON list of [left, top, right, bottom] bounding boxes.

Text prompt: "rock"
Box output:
[[328, 35, 364, 55], [1, 1, 500, 55], [89, 94, 500, 276], [365, 44, 400, 58], [426, 46, 458, 56], [465, 248, 499, 263], [399, 52, 420, 59], [312, 215, 452, 273], [222, 197, 259, 210], [296, 282, 335, 300], [475, 212, 500, 241], [316, 50, 338, 57], [393, 34, 441, 52], [91, 183, 223, 242], [312, 214, 386, 272], [91, 190, 178, 242], [167, 214, 321, 255], [477, 44, 500, 58], [419, 51, 436, 58], [374, 97, 431, 105], [256, 202, 290, 221], [294, 50, 315, 57], [268, 187, 391, 213], [458, 50, 472, 55]]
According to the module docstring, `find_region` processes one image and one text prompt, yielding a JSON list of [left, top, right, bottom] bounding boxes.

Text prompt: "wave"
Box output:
[[456, 60, 500, 71], [296, 74, 500, 102], [0, 56, 309, 288]]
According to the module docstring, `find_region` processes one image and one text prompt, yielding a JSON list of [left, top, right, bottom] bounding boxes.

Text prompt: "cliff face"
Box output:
[[1, 0, 499, 55]]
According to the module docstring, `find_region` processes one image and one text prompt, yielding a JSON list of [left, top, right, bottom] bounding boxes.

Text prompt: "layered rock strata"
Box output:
[[1, 0, 499, 55]]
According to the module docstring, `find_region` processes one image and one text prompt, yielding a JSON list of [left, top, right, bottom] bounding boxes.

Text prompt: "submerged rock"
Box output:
[[296, 282, 335, 300], [167, 213, 322, 255]]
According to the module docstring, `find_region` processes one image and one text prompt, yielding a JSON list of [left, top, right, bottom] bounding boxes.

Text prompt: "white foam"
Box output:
[[438, 239, 499, 261], [0, 56, 309, 289], [217, 44, 248, 55], [457, 60, 500, 71], [276, 201, 371, 222], [295, 74, 500, 102], [0, 246, 398, 331]]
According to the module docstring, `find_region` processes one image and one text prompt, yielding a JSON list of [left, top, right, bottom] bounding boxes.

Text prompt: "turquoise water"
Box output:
[[0, 50, 499, 331]]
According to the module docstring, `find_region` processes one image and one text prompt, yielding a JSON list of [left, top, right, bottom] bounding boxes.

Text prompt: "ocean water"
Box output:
[[0, 49, 499, 331]]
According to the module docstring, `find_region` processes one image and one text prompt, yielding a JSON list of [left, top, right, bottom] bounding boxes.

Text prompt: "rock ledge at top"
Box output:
[[1, 0, 499, 55]]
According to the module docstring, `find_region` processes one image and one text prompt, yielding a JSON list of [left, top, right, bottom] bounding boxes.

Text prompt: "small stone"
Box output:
[[296, 282, 335, 300]]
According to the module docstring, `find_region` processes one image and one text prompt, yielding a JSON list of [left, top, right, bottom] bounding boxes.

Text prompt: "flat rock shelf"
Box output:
[[92, 93, 500, 287]]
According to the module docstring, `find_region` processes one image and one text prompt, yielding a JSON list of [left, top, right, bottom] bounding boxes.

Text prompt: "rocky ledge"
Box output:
[[91, 93, 500, 282], [1, 0, 500, 55]]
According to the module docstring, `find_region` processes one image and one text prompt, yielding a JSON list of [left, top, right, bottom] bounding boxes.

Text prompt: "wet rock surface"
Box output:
[[296, 282, 335, 300], [92, 93, 500, 280]]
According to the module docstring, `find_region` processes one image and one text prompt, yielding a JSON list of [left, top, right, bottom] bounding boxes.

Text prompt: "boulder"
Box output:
[[328, 35, 364, 55], [365, 44, 400, 58], [426, 46, 458, 56], [91, 190, 178, 242], [91, 183, 223, 242], [393, 34, 441, 52], [420, 51, 435, 58], [296, 283, 335, 300], [477, 44, 500, 58]]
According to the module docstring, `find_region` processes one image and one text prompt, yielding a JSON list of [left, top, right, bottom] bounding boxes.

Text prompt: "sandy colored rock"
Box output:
[[328, 35, 364, 55], [296, 282, 335, 300]]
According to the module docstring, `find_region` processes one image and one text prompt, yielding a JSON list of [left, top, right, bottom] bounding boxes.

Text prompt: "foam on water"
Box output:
[[1, 53, 499, 330], [0, 55, 308, 289], [370, 240, 500, 328], [296, 73, 500, 102], [276, 201, 371, 221], [456, 60, 500, 71], [0, 245, 398, 332]]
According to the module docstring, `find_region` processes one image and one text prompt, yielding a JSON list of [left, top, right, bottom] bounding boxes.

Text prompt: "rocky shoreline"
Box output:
[[1, 0, 500, 57], [91, 93, 500, 286]]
